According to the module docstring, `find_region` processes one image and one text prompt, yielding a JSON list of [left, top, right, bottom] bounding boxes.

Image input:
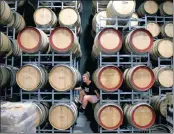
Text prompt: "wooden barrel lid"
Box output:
[[98, 66, 123, 91], [98, 28, 122, 52], [17, 27, 41, 52], [112, 1, 135, 16], [34, 8, 53, 26], [131, 66, 155, 91], [130, 29, 153, 53], [132, 104, 155, 129], [50, 27, 74, 52], [146, 22, 160, 37], [130, 13, 139, 27], [158, 68, 173, 87], [144, 1, 158, 15], [49, 65, 74, 91], [163, 1, 173, 15], [165, 23, 173, 38], [49, 105, 74, 130], [59, 8, 78, 26], [16, 65, 41, 91], [158, 39, 173, 58], [98, 104, 123, 130]]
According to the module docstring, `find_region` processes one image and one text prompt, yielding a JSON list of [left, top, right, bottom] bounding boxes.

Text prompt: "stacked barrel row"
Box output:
[[92, 28, 173, 59], [91, 1, 173, 37], [0, 26, 82, 58], [14, 64, 81, 92], [0, 1, 26, 32]]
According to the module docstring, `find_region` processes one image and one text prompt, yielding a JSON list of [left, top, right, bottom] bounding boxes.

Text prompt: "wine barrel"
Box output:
[[16, 64, 48, 91], [150, 96, 167, 117], [161, 22, 173, 39], [50, 27, 82, 58], [106, 1, 135, 25], [0, 1, 13, 25], [9, 38, 22, 56], [0, 32, 12, 56], [146, 22, 160, 37], [7, 11, 26, 33], [124, 65, 155, 91], [94, 103, 123, 130], [49, 102, 78, 130], [6, 66, 19, 86], [150, 39, 173, 60], [0, 65, 11, 88], [124, 103, 156, 129], [33, 102, 49, 126], [124, 29, 153, 54], [137, 1, 158, 17], [49, 65, 81, 92], [93, 65, 123, 92], [17, 27, 49, 53], [92, 11, 107, 32], [34, 7, 57, 28], [129, 12, 139, 27], [58, 8, 81, 34], [159, 1, 173, 16], [92, 28, 122, 58], [153, 67, 173, 88]]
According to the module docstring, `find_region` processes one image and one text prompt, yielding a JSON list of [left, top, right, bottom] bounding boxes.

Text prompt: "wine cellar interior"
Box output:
[[0, 0, 173, 133]]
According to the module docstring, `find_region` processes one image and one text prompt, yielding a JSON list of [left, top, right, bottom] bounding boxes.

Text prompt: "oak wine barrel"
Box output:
[[153, 67, 173, 88], [146, 22, 160, 37], [0, 1, 13, 25], [50, 27, 82, 58], [124, 103, 156, 129], [49, 102, 78, 130], [137, 1, 158, 17], [0, 32, 12, 56], [106, 1, 135, 25], [7, 11, 26, 33], [93, 65, 123, 92], [16, 64, 48, 91], [92, 28, 122, 58], [150, 39, 173, 60], [17, 27, 49, 53], [49, 64, 81, 92], [92, 11, 107, 33], [161, 22, 173, 39], [94, 103, 123, 130], [150, 96, 167, 117], [124, 29, 153, 54], [0, 65, 11, 88], [33, 102, 49, 126], [58, 8, 81, 35], [123, 65, 155, 91], [34, 7, 57, 28], [8, 38, 22, 56], [6, 66, 19, 86], [159, 1, 173, 16]]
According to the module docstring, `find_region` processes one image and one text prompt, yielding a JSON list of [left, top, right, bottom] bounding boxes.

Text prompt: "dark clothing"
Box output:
[[81, 81, 99, 95]]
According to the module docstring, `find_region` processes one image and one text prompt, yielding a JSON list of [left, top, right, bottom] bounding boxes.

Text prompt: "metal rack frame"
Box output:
[[94, 2, 173, 133]]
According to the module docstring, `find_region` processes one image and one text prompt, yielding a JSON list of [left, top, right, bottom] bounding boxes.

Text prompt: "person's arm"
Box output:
[[74, 87, 83, 90], [94, 90, 100, 99]]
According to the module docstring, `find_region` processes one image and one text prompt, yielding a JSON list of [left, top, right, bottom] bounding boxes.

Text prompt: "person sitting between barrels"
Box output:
[[75, 72, 100, 112]]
